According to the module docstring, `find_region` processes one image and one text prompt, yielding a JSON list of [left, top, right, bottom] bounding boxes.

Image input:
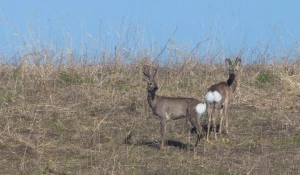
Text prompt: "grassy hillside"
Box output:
[[0, 54, 299, 174]]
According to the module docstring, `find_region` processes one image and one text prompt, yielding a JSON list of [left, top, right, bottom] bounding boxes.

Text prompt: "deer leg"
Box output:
[[195, 129, 202, 149], [186, 120, 191, 150], [206, 107, 212, 140], [218, 107, 224, 134], [187, 108, 206, 154], [201, 126, 206, 154], [188, 115, 200, 148], [160, 118, 167, 149], [212, 113, 217, 139], [208, 103, 216, 139], [184, 108, 190, 150], [206, 104, 215, 140], [189, 114, 207, 154], [224, 104, 229, 134]]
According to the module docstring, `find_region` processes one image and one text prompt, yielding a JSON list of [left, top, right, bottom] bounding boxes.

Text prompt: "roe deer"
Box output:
[[205, 57, 241, 140], [143, 65, 206, 150]]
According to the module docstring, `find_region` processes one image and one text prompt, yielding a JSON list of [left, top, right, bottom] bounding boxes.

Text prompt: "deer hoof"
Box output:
[[206, 139, 213, 145]]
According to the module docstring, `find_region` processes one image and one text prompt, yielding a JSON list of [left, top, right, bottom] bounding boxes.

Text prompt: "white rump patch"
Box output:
[[205, 91, 222, 103], [213, 91, 222, 102], [196, 103, 206, 115], [205, 91, 215, 103]]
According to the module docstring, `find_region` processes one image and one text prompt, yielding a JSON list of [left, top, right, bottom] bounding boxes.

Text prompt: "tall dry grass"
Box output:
[[0, 46, 299, 174]]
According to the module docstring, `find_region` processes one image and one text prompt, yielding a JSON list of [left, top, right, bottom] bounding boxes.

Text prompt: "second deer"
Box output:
[[143, 65, 206, 151], [205, 57, 241, 140]]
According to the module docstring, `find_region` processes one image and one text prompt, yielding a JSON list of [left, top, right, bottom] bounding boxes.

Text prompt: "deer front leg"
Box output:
[[160, 118, 167, 149]]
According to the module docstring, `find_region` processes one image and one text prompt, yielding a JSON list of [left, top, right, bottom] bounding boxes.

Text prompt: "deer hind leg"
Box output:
[[208, 103, 217, 139], [224, 103, 229, 134], [188, 113, 206, 154], [212, 112, 217, 139], [218, 107, 224, 135], [206, 106, 213, 140], [188, 114, 201, 147], [186, 117, 192, 150]]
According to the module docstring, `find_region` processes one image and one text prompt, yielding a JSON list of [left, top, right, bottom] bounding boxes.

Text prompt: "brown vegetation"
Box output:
[[0, 54, 299, 174]]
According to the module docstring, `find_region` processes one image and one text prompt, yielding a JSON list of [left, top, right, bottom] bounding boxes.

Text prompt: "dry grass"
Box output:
[[0, 55, 300, 175]]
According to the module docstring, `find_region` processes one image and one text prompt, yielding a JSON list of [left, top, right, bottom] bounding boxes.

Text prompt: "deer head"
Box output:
[[143, 65, 158, 92], [226, 57, 241, 76], [225, 57, 241, 86]]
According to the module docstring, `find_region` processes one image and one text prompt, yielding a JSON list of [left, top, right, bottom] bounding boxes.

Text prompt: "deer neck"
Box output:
[[228, 73, 239, 93], [147, 91, 157, 109]]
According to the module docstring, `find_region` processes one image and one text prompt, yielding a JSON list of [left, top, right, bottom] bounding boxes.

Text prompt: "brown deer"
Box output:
[[205, 57, 241, 140], [143, 65, 206, 150]]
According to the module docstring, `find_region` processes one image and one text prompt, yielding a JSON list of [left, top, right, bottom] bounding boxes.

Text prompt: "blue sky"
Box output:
[[0, 1, 300, 62]]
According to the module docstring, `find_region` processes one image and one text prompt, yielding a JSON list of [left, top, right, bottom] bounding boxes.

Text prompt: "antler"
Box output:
[[152, 66, 158, 79], [143, 65, 151, 78], [225, 58, 232, 65], [234, 57, 241, 66]]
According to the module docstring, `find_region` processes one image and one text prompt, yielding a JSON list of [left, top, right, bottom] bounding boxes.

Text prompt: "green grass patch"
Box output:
[[114, 79, 131, 91], [255, 71, 277, 88], [216, 171, 235, 175], [273, 136, 300, 150], [257, 72, 273, 83], [59, 70, 94, 84], [0, 88, 15, 103]]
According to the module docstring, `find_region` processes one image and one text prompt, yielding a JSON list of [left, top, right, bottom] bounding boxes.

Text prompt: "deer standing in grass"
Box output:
[[143, 65, 206, 150], [205, 57, 241, 140]]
